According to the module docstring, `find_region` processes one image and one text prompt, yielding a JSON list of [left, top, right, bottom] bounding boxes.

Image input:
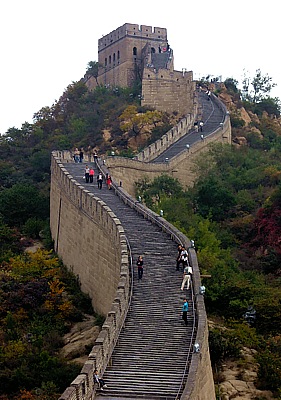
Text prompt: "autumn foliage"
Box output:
[[0, 250, 90, 399]]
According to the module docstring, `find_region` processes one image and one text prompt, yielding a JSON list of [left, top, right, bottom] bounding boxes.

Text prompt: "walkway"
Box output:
[[153, 90, 226, 163], [61, 90, 226, 399], [63, 161, 195, 399]]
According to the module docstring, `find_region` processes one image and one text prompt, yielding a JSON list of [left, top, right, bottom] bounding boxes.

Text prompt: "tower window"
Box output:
[[105, 58, 107, 66], [109, 55, 111, 64], [133, 47, 137, 56]]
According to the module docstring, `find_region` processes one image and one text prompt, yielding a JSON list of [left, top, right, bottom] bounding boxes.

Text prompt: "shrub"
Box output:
[[23, 218, 45, 239]]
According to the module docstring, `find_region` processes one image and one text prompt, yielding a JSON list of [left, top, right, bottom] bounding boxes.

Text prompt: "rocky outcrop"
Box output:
[[219, 347, 274, 400], [60, 315, 100, 364]]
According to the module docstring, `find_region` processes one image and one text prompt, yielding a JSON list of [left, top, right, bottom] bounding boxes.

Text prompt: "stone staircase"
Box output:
[[63, 162, 196, 399]]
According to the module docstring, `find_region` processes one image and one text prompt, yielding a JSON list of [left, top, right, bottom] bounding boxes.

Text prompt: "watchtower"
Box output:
[[96, 23, 169, 87], [86, 23, 195, 117]]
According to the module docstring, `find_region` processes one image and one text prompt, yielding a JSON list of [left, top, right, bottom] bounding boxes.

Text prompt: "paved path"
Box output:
[[63, 162, 195, 399]]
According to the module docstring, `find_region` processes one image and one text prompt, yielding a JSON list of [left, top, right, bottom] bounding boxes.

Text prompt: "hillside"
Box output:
[[1, 75, 281, 399]]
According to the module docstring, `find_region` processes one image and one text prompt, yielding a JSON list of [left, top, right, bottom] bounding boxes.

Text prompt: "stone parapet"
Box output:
[[51, 153, 132, 400], [136, 101, 197, 162]]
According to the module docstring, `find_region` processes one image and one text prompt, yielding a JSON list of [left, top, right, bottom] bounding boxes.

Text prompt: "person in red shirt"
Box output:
[[89, 167, 95, 183]]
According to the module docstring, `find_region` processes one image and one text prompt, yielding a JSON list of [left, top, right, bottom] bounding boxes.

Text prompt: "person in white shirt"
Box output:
[[84, 165, 90, 183], [181, 264, 193, 291]]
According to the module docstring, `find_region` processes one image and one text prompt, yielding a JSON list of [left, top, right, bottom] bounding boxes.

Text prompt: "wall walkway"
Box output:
[[52, 155, 214, 400], [52, 89, 230, 399], [104, 91, 231, 196]]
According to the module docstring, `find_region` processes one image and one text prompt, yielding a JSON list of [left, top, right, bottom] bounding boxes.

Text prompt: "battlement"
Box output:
[[98, 23, 167, 51]]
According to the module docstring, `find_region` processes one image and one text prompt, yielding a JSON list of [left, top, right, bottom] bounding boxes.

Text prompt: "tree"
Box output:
[[86, 61, 101, 86], [194, 174, 236, 221], [224, 78, 239, 94], [242, 69, 276, 103], [254, 97, 281, 117], [0, 184, 49, 227], [119, 106, 163, 137]]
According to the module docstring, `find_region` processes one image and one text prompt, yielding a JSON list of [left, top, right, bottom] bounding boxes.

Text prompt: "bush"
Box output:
[[23, 218, 45, 239], [209, 327, 242, 367], [256, 340, 281, 395]]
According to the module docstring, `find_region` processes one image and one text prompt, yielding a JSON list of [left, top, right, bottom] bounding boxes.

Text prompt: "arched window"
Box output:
[[109, 55, 111, 64], [117, 50, 120, 59], [151, 47, 156, 53], [113, 53, 116, 62], [105, 58, 107, 66], [133, 47, 137, 56]]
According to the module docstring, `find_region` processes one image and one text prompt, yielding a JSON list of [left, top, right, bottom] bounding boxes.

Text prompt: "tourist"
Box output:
[[180, 246, 189, 268], [94, 369, 107, 390], [89, 167, 95, 183], [79, 148, 84, 163], [176, 244, 183, 271], [84, 165, 90, 183], [182, 298, 188, 326], [74, 147, 80, 163], [136, 255, 144, 280], [106, 174, 112, 189], [181, 263, 193, 291], [97, 172, 103, 189]]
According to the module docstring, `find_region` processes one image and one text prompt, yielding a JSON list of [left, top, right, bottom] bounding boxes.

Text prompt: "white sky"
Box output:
[[0, 0, 280, 134]]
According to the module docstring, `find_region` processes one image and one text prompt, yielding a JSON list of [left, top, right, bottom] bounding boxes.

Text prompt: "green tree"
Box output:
[[242, 69, 276, 103], [194, 174, 236, 221], [224, 78, 239, 94], [86, 61, 101, 86], [0, 184, 49, 227]]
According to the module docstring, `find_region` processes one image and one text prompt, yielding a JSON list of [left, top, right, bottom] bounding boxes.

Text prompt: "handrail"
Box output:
[[175, 280, 197, 399], [123, 236, 134, 328]]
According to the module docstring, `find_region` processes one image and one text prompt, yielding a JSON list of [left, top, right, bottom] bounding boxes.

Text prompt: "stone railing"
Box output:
[[136, 98, 199, 163]]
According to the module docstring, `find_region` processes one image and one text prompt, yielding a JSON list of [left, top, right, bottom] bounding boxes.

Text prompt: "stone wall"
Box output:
[[50, 154, 127, 315], [142, 68, 195, 116], [51, 151, 215, 400]]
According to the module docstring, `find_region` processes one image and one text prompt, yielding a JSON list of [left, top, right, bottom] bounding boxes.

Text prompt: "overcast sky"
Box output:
[[0, 0, 279, 134]]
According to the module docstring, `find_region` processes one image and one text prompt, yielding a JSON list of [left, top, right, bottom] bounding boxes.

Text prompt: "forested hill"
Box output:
[[1, 72, 281, 398]]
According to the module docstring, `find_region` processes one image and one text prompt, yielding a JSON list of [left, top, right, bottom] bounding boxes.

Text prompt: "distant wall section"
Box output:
[[105, 115, 231, 197]]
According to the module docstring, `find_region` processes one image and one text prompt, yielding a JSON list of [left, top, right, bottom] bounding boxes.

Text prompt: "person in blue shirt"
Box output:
[[182, 299, 188, 326]]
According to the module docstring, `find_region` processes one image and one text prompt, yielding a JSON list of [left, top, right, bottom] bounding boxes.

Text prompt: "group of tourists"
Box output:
[[136, 246, 193, 327], [83, 165, 112, 190], [176, 244, 193, 326]]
